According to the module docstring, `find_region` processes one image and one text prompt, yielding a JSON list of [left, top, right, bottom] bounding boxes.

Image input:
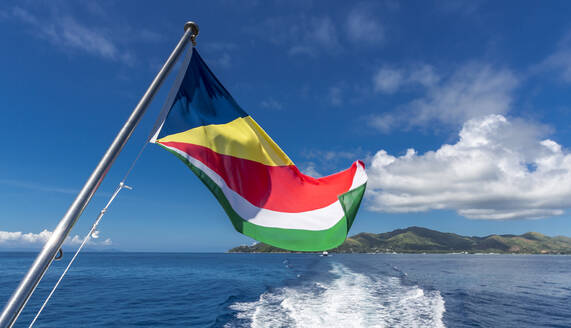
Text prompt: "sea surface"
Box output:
[[0, 253, 570, 327]]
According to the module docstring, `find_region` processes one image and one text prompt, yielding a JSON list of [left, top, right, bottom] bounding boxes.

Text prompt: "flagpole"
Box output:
[[0, 21, 199, 328]]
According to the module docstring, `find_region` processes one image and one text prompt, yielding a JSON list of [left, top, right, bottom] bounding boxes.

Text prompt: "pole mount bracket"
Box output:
[[184, 21, 199, 46]]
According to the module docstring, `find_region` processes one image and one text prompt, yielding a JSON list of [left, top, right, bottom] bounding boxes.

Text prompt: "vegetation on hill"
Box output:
[[229, 227, 571, 254]]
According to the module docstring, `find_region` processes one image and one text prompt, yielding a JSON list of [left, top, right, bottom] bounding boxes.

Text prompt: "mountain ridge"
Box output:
[[229, 226, 571, 254]]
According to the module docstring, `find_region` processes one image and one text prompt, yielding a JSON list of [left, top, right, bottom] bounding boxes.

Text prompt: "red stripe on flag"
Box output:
[[159, 141, 357, 213]]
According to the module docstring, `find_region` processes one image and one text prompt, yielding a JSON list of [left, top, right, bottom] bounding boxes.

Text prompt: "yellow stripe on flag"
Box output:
[[157, 116, 294, 167]]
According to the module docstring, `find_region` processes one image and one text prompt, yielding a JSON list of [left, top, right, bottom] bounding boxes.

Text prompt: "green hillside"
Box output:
[[228, 227, 571, 254]]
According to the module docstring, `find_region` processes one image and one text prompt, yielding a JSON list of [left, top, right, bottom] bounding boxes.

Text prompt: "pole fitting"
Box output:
[[184, 21, 199, 46]]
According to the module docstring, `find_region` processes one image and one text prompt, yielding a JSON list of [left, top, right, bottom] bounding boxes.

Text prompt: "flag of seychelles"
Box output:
[[151, 48, 367, 251]]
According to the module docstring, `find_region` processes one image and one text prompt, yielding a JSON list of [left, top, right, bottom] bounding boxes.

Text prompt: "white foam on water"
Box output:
[[227, 263, 445, 328]]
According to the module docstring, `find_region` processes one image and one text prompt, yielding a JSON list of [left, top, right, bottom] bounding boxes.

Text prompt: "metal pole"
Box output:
[[0, 22, 199, 328]]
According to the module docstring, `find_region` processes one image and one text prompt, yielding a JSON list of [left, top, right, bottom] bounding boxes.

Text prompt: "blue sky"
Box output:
[[1, 1, 571, 251]]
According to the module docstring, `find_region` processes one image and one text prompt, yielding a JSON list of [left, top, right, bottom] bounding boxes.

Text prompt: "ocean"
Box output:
[[0, 253, 569, 327]]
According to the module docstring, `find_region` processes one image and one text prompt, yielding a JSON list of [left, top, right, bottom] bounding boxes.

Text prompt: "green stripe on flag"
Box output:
[[339, 182, 367, 232]]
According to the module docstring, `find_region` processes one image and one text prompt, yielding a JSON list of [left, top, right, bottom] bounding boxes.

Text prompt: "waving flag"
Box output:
[[151, 48, 367, 251]]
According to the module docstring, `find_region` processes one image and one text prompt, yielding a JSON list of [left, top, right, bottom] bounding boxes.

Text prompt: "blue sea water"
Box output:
[[1, 253, 570, 327]]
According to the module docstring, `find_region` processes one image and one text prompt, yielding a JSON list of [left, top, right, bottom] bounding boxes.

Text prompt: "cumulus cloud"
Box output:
[[347, 7, 384, 45], [371, 63, 518, 132], [367, 114, 570, 220], [0, 229, 112, 249]]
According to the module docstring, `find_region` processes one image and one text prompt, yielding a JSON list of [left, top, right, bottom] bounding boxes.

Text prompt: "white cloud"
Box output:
[[304, 149, 360, 162], [408, 65, 440, 88], [0, 179, 78, 194], [542, 51, 571, 82], [202, 42, 237, 69], [435, 0, 482, 16], [0, 229, 112, 248], [248, 15, 340, 57], [299, 162, 323, 178], [373, 64, 439, 94], [0, 179, 112, 198], [214, 53, 231, 68], [539, 33, 571, 83], [371, 63, 518, 132], [0, 9, 8, 20], [260, 98, 283, 110], [11, 7, 120, 60], [369, 113, 398, 134], [289, 16, 340, 56], [347, 7, 384, 44], [408, 64, 517, 127], [57, 16, 118, 59], [328, 86, 343, 106], [202, 42, 238, 52], [138, 29, 163, 43], [8, 5, 157, 64], [11, 7, 37, 24], [373, 67, 404, 94], [310, 17, 338, 46], [300, 149, 366, 176], [367, 114, 570, 220]]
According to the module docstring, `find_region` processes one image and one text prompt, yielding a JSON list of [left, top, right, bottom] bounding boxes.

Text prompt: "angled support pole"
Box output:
[[0, 22, 199, 328]]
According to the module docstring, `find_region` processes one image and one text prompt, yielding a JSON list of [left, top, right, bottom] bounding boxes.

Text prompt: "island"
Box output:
[[229, 226, 571, 254]]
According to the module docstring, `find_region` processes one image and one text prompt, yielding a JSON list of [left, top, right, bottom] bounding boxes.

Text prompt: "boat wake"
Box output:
[[226, 263, 445, 327]]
